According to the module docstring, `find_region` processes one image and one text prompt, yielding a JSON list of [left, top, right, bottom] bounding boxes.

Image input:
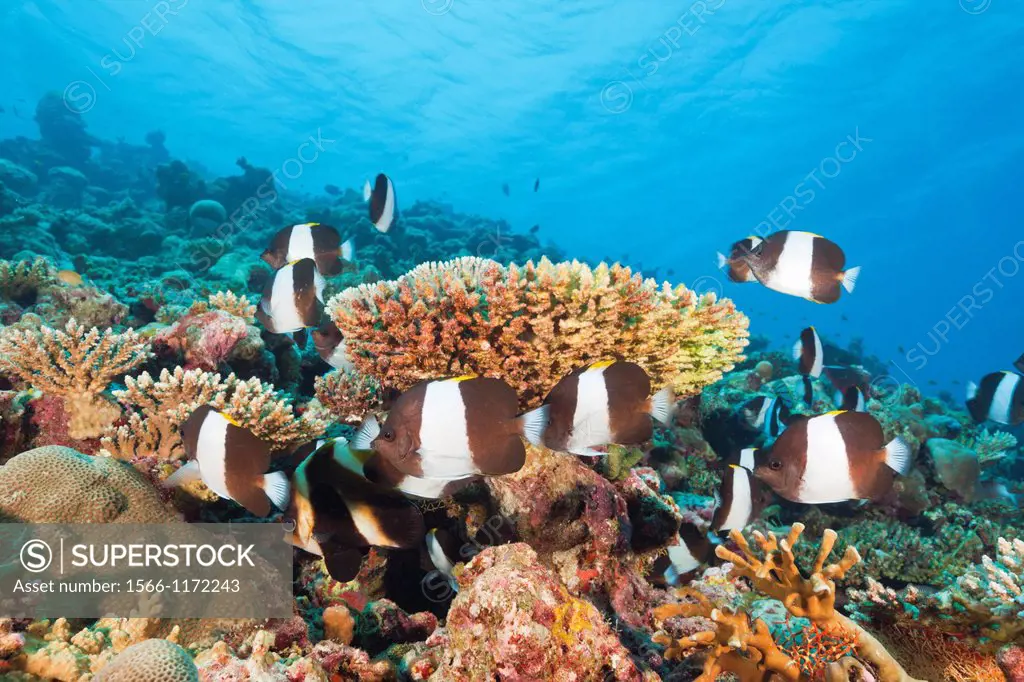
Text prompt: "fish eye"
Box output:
[[768, 459, 783, 471], [382, 429, 396, 442]]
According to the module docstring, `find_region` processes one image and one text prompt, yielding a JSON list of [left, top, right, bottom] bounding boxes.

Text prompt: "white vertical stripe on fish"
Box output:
[[312, 268, 326, 301], [426, 532, 456, 576], [344, 500, 392, 546], [326, 338, 354, 371], [288, 224, 315, 262], [811, 330, 824, 377], [419, 380, 473, 477], [770, 231, 815, 299], [196, 412, 231, 500], [380, 179, 395, 230], [755, 398, 772, 430], [667, 542, 700, 574], [990, 373, 1020, 423], [268, 263, 304, 332], [798, 414, 856, 503], [568, 366, 613, 451], [720, 468, 753, 531]]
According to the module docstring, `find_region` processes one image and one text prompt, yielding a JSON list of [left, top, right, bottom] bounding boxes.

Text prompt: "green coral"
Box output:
[[0, 257, 58, 302]]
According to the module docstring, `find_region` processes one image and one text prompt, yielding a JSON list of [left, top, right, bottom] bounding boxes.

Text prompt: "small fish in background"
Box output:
[[737, 230, 860, 303], [351, 376, 547, 478], [716, 236, 762, 283], [284, 433, 424, 582], [836, 385, 867, 412], [794, 326, 823, 404], [533, 178, 540, 192], [255, 258, 325, 334], [966, 371, 1024, 426], [501, 182, 510, 197], [166, 405, 290, 517], [741, 395, 790, 437], [364, 173, 397, 233], [425, 527, 462, 594], [56, 269, 84, 286], [311, 319, 353, 371], [657, 522, 712, 586], [262, 223, 353, 276], [324, 184, 341, 196], [536, 360, 674, 457], [751, 410, 911, 504], [1015, 353, 1024, 375], [710, 451, 768, 534], [529, 224, 540, 234]]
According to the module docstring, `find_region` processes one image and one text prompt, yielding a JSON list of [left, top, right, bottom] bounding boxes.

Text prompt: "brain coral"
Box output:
[[0, 446, 176, 523], [325, 256, 749, 413], [94, 638, 198, 682]]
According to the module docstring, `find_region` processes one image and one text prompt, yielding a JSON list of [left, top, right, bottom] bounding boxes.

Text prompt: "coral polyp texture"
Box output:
[[0, 318, 151, 438], [326, 256, 749, 412]]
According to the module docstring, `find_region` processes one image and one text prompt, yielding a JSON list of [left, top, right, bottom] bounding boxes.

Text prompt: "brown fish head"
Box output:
[[751, 417, 808, 501], [312, 319, 344, 357], [540, 371, 580, 451], [740, 231, 784, 280], [372, 383, 427, 476], [261, 225, 293, 270]]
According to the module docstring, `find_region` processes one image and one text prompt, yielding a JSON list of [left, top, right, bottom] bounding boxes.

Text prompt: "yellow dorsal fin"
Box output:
[[588, 359, 616, 370], [219, 411, 241, 427], [804, 231, 824, 238], [449, 375, 477, 382], [822, 410, 846, 417]]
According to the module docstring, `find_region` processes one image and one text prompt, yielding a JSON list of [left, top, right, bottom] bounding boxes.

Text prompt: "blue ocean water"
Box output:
[[1, 0, 1021, 393]]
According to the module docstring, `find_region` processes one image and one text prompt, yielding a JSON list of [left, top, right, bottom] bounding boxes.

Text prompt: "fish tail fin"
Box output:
[[792, 339, 803, 361], [517, 405, 549, 446], [966, 381, 979, 401], [716, 252, 728, 269], [164, 460, 201, 487], [341, 239, 355, 262], [261, 471, 291, 510], [883, 436, 912, 475], [351, 415, 381, 451], [841, 266, 861, 294], [649, 387, 675, 425]]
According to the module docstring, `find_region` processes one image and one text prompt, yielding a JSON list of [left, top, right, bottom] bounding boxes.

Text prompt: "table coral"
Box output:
[[427, 542, 646, 681], [0, 318, 150, 438], [0, 445, 176, 523], [325, 256, 749, 413]]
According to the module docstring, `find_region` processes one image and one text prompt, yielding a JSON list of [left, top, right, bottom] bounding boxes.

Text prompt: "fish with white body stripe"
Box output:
[[739, 230, 860, 304], [311, 319, 354, 371], [656, 522, 712, 586], [751, 410, 911, 504], [364, 173, 397, 233], [283, 434, 424, 582], [351, 376, 546, 479], [165, 405, 290, 517], [533, 360, 674, 457], [836, 385, 867, 412], [716, 236, 762, 283], [966, 371, 1024, 426], [255, 258, 325, 334], [710, 449, 769, 534], [741, 395, 790, 437], [261, 223, 353, 276], [794, 326, 823, 404]]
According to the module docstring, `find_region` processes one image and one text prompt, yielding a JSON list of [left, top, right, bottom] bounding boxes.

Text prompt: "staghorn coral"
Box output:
[[314, 369, 384, 424], [653, 524, 923, 682], [957, 428, 1019, 468], [0, 445, 176, 523], [100, 366, 327, 462], [0, 318, 150, 438], [326, 256, 748, 412]]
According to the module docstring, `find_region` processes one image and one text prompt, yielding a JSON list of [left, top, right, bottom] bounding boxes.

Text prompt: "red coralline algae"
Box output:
[[154, 309, 261, 370]]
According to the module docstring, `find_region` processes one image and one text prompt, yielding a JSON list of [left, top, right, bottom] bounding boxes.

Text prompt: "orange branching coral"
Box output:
[[870, 623, 1006, 682], [775, 620, 859, 680], [0, 318, 151, 438], [653, 589, 802, 681], [191, 291, 257, 324], [100, 366, 327, 462], [326, 256, 749, 412]]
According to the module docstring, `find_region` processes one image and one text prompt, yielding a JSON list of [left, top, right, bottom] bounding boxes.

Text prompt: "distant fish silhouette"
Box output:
[[501, 183, 510, 197], [529, 225, 539, 234], [533, 178, 540, 192], [324, 184, 341, 196]]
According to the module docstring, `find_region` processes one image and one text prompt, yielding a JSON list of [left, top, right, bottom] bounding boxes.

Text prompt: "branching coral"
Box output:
[[313, 369, 384, 424], [326, 256, 748, 412], [957, 428, 1019, 468], [653, 524, 924, 682], [947, 537, 1024, 643], [0, 318, 150, 438], [190, 290, 257, 324], [0, 257, 57, 302], [100, 366, 327, 462]]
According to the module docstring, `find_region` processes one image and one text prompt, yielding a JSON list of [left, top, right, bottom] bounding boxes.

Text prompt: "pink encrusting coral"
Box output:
[[153, 309, 263, 370]]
